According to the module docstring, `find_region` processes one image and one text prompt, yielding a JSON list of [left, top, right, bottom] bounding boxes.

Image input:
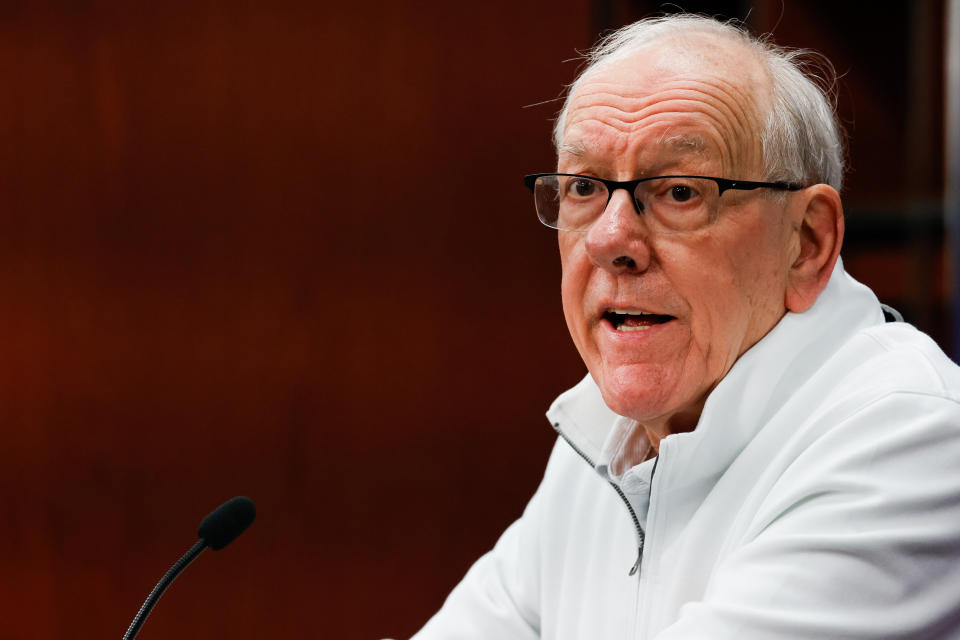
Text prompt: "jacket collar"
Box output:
[[546, 259, 885, 478]]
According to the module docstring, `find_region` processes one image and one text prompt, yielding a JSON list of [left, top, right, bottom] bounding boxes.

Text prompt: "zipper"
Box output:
[[627, 453, 660, 575], [552, 421, 652, 576]]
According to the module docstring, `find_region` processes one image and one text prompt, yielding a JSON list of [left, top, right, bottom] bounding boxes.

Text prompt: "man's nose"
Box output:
[[584, 189, 652, 273]]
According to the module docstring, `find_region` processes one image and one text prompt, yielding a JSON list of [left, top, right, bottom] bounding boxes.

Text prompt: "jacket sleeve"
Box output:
[[407, 442, 564, 640], [655, 391, 960, 640]]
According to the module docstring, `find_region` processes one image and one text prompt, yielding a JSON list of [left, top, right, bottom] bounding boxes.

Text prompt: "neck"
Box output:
[[642, 400, 704, 452]]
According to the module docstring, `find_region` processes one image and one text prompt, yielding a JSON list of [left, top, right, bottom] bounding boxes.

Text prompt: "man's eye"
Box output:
[[669, 184, 696, 202], [572, 179, 597, 197]]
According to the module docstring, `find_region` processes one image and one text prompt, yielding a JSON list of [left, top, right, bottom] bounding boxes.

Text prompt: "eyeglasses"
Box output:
[[523, 173, 806, 233]]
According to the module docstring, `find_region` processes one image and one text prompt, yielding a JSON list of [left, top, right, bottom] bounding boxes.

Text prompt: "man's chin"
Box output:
[[594, 373, 671, 424], [594, 369, 708, 435]]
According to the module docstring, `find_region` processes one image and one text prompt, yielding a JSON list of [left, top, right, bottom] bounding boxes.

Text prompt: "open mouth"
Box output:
[[603, 309, 675, 332]]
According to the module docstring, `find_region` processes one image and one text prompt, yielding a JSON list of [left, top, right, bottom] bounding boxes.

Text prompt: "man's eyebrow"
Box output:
[[559, 135, 707, 158], [661, 134, 707, 153], [557, 135, 707, 168], [557, 141, 587, 157]]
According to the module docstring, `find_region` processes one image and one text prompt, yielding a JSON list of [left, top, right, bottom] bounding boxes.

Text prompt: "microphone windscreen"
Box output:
[[197, 496, 257, 550]]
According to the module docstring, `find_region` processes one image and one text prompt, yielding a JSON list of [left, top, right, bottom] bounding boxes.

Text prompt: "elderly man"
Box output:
[[410, 14, 960, 639]]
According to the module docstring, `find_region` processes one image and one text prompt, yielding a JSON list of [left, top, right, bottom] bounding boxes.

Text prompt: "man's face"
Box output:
[[558, 39, 800, 433]]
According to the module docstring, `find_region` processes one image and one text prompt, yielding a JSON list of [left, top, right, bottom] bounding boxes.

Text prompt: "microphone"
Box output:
[[122, 496, 257, 640]]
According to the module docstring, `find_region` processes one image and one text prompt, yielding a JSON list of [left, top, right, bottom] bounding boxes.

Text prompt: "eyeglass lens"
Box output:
[[534, 175, 721, 233]]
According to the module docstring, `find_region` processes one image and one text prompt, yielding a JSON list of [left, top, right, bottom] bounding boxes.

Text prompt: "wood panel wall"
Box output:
[[0, 2, 944, 639], [0, 3, 590, 638]]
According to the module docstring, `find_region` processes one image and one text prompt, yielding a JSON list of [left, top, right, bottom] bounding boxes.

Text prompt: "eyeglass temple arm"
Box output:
[[715, 178, 806, 194]]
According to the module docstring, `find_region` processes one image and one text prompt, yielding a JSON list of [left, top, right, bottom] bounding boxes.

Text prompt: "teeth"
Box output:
[[616, 324, 653, 332]]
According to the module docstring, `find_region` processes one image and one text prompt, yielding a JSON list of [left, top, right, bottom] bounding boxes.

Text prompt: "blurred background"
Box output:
[[0, 0, 954, 638]]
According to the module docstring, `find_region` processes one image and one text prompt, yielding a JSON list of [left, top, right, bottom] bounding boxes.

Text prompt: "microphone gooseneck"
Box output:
[[122, 539, 206, 640], [122, 496, 257, 640]]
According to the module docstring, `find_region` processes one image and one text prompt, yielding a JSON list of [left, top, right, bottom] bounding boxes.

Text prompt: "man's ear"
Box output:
[[785, 184, 844, 313]]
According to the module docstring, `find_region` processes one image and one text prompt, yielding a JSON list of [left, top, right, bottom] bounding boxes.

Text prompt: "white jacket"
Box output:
[[412, 262, 960, 639]]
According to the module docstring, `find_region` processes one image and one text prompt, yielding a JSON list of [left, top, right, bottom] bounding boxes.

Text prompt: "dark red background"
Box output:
[[0, 2, 947, 638]]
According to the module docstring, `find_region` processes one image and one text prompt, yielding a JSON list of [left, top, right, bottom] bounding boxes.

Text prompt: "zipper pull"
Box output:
[[628, 547, 642, 576]]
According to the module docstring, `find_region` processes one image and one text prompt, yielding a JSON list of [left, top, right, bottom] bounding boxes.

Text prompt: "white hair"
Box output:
[[553, 15, 846, 190]]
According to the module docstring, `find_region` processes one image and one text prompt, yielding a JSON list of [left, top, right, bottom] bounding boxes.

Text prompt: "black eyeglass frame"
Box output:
[[523, 172, 807, 221]]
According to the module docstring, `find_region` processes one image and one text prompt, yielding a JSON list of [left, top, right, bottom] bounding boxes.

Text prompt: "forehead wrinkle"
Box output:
[[564, 102, 739, 174], [564, 66, 768, 176], [567, 83, 759, 138], [571, 64, 764, 120], [637, 79, 764, 171], [682, 75, 768, 167], [645, 100, 753, 173]]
